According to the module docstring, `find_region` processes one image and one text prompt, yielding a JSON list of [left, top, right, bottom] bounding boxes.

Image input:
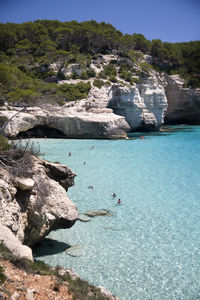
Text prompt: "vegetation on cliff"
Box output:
[[0, 134, 40, 176], [0, 20, 199, 107], [0, 242, 112, 299]]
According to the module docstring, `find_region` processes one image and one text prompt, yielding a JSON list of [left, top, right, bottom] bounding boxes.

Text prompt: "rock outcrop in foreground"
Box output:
[[0, 155, 78, 259]]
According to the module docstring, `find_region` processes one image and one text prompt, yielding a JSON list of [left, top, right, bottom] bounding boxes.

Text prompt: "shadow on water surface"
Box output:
[[33, 238, 70, 257], [128, 125, 195, 139]]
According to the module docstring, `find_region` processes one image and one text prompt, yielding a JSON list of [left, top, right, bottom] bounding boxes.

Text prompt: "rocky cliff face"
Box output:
[[109, 74, 167, 130], [83, 72, 168, 131], [1, 55, 199, 139], [163, 74, 200, 124], [0, 156, 78, 259]]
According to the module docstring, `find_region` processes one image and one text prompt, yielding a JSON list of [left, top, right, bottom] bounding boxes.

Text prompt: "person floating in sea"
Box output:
[[69, 152, 71, 156], [112, 193, 116, 198], [84, 161, 86, 165], [117, 199, 121, 204], [88, 185, 94, 189], [90, 146, 95, 149]]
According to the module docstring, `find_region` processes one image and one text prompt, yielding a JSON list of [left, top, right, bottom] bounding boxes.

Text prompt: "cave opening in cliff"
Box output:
[[16, 125, 68, 139]]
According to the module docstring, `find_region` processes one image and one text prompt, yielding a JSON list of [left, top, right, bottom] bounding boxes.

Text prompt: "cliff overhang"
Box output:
[[0, 154, 78, 260]]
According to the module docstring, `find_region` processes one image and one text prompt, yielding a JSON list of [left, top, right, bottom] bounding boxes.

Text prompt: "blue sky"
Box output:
[[0, 0, 200, 43]]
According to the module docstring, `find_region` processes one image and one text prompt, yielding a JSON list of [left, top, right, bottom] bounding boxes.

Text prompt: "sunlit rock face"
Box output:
[[107, 78, 167, 130], [0, 157, 78, 248], [0, 105, 130, 139], [163, 74, 200, 124], [86, 75, 168, 131]]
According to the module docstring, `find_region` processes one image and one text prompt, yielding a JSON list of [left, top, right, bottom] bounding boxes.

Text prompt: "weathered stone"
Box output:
[[26, 289, 35, 300], [109, 75, 168, 130], [0, 156, 78, 248], [78, 214, 91, 222], [98, 286, 120, 300], [65, 245, 84, 257], [87, 74, 168, 130], [11, 292, 20, 300], [9, 187, 17, 197], [15, 177, 35, 191], [163, 74, 200, 124], [0, 224, 33, 261], [0, 105, 130, 139], [85, 209, 113, 217]]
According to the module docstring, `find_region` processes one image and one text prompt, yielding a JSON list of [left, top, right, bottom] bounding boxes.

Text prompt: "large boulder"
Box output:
[[0, 157, 78, 247], [0, 223, 33, 261]]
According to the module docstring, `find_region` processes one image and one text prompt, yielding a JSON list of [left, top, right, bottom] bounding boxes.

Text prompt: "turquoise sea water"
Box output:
[[33, 126, 200, 300]]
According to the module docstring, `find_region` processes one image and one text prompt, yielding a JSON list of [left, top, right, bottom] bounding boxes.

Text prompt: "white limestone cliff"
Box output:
[[163, 74, 200, 124], [0, 105, 130, 139], [86, 72, 168, 130]]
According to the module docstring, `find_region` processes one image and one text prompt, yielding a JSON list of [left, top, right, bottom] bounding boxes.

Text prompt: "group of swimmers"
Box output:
[[88, 189, 122, 204], [112, 192, 122, 204], [69, 150, 121, 204]]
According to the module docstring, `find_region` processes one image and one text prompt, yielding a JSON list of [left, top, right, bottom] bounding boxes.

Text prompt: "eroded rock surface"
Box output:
[[163, 74, 200, 124], [0, 156, 78, 249], [0, 105, 130, 139]]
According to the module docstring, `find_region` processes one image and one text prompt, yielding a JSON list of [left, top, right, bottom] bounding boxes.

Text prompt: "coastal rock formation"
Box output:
[[110, 75, 168, 130], [0, 224, 33, 261], [163, 74, 200, 124], [0, 156, 78, 249], [87, 73, 168, 130], [1, 62, 199, 138], [0, 105, 130, 139]]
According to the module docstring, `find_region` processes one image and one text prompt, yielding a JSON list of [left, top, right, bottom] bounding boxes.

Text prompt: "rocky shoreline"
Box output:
[[0, 54, 200, 299], [0, 152, 120, 299], [0, 155, 78, 256], [0, 66, 199, 141]]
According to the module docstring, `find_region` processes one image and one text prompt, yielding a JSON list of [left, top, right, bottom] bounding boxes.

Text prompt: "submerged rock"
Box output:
[[65, 245, 84, 257], [84, 209, 114, 217], [78, 214, 92, 222]]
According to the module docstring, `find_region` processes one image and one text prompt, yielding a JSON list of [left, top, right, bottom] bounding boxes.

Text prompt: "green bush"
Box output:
[[132, 77, 142, 84], [0, 116, 8, 128], [119, 70, 132, 82], [98, 71, 107, 79], [109, 75, 118, 83], [104, 63, 117, 76], [57, 82, 91, 102], [139, 62, 153, 74], [0, 134, 11, 151], [86, 68, 96, 78], [0, 265, 6, 284], [0, 242, 110, 299], [93, 79, 106, 89]]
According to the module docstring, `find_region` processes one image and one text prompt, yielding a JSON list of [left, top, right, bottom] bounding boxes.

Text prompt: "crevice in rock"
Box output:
[[16, 125, 68, 139]]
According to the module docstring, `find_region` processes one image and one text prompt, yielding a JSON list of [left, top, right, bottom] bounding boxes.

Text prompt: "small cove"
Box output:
[[33, 125, 200, 300]]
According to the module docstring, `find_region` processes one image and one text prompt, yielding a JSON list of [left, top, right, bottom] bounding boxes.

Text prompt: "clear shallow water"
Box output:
[[33, 126, 200, 300]]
